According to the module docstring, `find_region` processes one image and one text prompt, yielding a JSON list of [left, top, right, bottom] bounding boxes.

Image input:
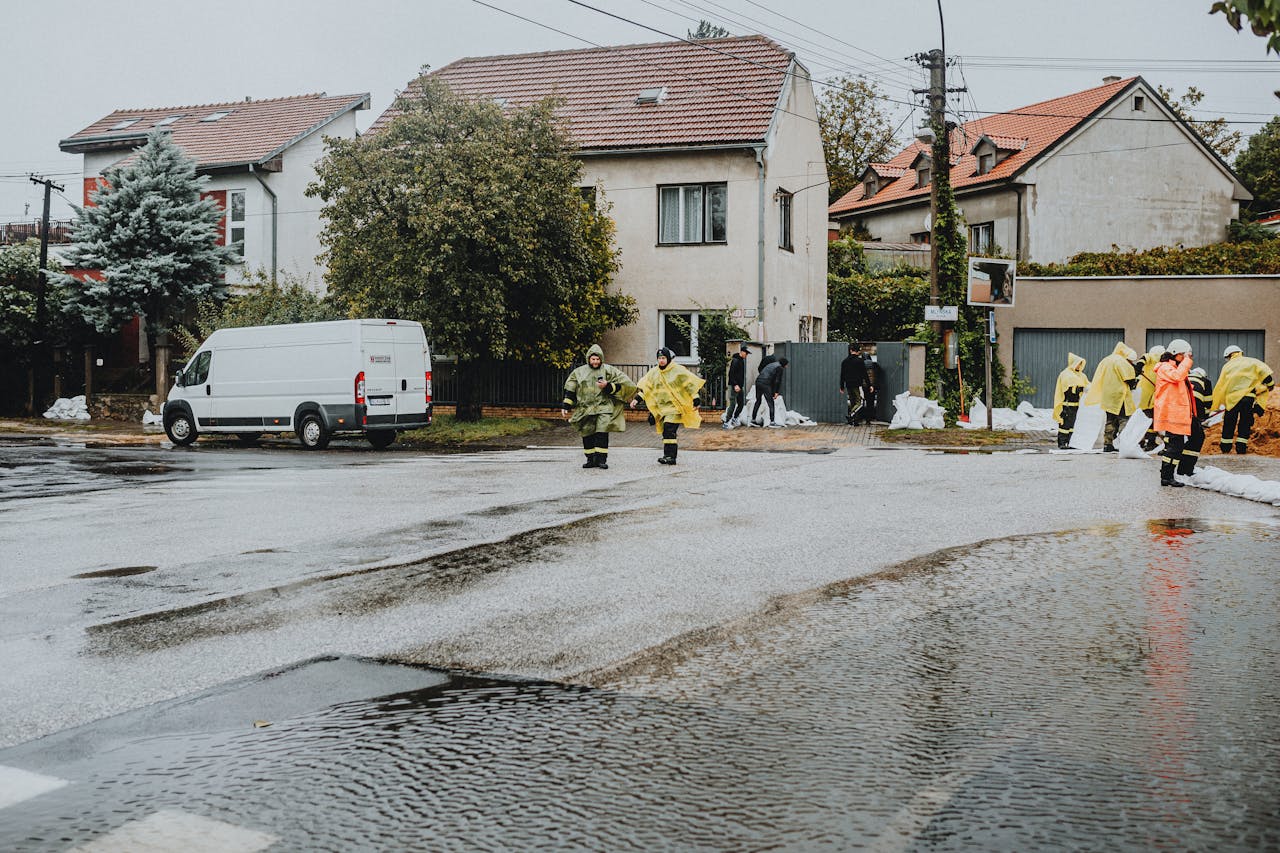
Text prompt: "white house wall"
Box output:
[[1019, 85, 1240, 262]]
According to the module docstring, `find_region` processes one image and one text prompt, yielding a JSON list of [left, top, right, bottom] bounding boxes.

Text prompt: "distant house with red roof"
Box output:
[[60, 92, 370, 289], [829, 77, 1250, 263], [374, 36, 828, 364]]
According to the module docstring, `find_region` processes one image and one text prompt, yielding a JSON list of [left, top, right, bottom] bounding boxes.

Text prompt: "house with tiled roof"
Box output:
[[829, 77, 1251, 263], [374, 36, 828, 364], [60, 92, 370, 288]]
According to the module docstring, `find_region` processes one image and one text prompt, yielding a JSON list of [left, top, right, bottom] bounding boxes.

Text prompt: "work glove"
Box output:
[[647, 413, 656, 426]]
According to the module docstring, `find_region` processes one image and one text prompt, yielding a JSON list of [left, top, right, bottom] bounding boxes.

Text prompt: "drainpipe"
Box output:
[[248, 164, 278, 282], [1013, 184, 1024, 263], [755, 146, 766, 340]]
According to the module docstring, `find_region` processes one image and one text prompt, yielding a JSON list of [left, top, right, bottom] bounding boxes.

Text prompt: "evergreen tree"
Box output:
[[688, 20, 730, 39], [60, 130, 237, 350]]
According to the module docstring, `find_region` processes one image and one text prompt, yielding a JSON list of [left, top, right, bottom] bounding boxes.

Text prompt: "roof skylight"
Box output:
[[635, 87, 667, 104], [201, 110, 233, 123], [154, 115, 185, 127], [109, 118, 141, 130]]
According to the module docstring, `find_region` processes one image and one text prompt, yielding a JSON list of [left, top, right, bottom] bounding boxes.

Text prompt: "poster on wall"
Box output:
[[966, 257, 1017, 307]]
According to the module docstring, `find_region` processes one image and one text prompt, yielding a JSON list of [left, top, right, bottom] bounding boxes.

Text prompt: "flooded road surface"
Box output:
[[3, 519, 1277, 850]]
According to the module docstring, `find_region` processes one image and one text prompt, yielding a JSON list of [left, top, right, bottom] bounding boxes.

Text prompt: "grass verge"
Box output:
[[880, 427, 1026, 446], [400, 415, 551, 446]]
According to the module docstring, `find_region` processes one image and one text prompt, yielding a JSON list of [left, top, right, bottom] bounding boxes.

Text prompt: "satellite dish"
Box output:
[[922, 213, 931, 231]]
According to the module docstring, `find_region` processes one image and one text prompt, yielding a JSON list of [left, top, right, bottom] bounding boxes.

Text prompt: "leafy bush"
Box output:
[[174, 269, 343, 354], [1022, 240, 1280, 276], [827, 267, 929, 342]]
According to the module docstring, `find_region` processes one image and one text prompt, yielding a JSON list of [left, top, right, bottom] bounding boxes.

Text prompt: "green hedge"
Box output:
[[827, 268, 929, 342], [1022, 240, 1280, 277]]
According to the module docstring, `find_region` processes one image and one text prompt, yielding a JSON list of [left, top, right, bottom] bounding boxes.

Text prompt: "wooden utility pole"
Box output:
[[28, 174, 65, 409]]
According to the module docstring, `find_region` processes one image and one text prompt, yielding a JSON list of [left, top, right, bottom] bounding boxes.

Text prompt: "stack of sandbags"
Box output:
[[42, 395, 91, 421], [1186, 465, 1280, 506], [889, 392, 945, 430]]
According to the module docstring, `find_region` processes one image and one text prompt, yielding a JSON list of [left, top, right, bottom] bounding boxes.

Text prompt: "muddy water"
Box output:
[[7, 520, 1280, 850]]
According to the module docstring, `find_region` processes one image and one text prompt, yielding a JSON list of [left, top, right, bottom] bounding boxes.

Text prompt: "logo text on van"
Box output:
[[369, 355, 391, 364]]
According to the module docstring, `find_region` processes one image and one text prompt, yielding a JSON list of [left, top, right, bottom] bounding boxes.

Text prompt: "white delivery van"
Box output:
[[163, 319, 433, 450]]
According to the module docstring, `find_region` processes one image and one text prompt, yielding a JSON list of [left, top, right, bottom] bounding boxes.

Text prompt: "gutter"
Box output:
[[756, 145, 766, 339], [248, 164, 278, 282], [576, 141, 765, 158], [1013, 183, 1024, 262]]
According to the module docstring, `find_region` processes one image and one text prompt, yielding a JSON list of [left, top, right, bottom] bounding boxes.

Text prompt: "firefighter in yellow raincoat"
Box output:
[[1052, 352, 1089, 449], [1083, 342, 1140, 452], [632, 347, 705, 465], [1136, 345, 1164, 450], [562, 344, 638, 470], [1212, 345, 1274, 454]]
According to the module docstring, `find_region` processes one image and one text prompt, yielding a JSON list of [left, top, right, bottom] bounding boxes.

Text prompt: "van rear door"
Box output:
[[393, 326, 429, 420], [360, 324, 399, 421]]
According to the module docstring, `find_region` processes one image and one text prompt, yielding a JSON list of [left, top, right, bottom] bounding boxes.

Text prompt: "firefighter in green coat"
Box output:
[[562, 344, 637, 470]]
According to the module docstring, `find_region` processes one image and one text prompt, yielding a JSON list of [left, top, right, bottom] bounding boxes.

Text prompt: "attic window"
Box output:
[[201, 110, 233, 123], [1133, 95, 1145, 112], [154, 115, 184, 127], [977, 152, 995, 175], [917, 165, 931, 188], [864, 177, 877, 198], [110, 118, 141, 130], [636, 87, 667, 104]]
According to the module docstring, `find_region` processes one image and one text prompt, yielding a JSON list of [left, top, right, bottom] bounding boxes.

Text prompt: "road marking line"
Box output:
[[0, 764, 68, 809], [73, 809, 278, 853]]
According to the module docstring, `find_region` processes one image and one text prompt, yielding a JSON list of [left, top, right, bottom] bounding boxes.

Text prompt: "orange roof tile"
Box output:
[[370, 36, 795, 150], [830, 77, 1136, 216], [61, 93, 370, 169]]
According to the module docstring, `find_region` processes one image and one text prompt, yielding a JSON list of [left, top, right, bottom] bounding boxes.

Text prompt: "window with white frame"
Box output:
[[778, 188, 793, 251], [969, 221, 994, 255], [660, 311, 700, 360], [228, 190, 246, 260], [658, 183, 727, 244]]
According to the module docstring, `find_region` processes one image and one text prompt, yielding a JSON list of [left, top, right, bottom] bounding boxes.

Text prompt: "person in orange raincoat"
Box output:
[[1153, 339, 1197, 487]]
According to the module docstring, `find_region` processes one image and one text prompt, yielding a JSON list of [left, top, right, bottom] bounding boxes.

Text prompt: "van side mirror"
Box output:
[[173, 369, 184, 387]]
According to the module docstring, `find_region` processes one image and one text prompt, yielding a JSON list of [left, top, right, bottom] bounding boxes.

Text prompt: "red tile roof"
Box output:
[[369, 36, 796, 150], [60, 93, 370, 169], [830, 77, 1137, 216]]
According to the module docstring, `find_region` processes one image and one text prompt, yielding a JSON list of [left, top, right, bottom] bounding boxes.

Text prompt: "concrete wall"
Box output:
[[997, 275, 1280, 375]]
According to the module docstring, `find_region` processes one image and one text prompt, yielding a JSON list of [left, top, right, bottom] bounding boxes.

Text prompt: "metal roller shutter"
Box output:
[[1013, 328, 1126, 408]]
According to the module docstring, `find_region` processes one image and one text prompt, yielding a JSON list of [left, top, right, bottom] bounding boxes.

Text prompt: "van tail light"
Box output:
[[355, 371, 366, 405], [425, 370, 432, 403]]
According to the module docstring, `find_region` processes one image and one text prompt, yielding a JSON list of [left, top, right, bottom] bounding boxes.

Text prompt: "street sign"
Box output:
[[925, 305, 958, 322], [966, 256, 1017, 308]]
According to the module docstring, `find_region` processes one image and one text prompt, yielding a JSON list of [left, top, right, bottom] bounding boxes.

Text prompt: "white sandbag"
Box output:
[[1185, 464, 1280, 507], [889, 392, 945, 430], [142, 410, 164, 425], [1068, 405, 1105, 450], [42, 395, 91, 421], [727, 387, 815, 427], [1115, 410, 1151, 458]]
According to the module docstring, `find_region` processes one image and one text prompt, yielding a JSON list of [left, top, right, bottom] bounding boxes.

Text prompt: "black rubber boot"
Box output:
[[1220, 442, 1232, 455], [1237, 443, 1248, 455], [582, 434, 596, 468], [596, 434, 609, 469]]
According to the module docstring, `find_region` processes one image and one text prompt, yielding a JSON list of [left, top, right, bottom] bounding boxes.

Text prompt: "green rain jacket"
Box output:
[[563, 345, 638, 433]]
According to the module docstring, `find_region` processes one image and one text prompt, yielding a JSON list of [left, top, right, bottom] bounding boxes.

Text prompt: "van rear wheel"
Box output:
[[367, 430, 396, 450], [165, 412, 197, 446], [297, 413, 330, 450]]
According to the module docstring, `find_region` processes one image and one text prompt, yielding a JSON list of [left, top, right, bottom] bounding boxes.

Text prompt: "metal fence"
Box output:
[[431, 360, 726, 409]]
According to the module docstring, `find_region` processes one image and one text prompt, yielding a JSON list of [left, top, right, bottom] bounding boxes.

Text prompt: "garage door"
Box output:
[[1013, 328, 1125, 408], [1144, 329, 1266, 370]]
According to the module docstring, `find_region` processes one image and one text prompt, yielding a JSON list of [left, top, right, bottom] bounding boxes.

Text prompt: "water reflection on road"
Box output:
[[5, 520, 1278, 850]]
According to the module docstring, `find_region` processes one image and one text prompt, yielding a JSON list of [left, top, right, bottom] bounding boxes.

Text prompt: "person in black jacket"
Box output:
[[839, 344, 869, 425], [863, 354, 882, 424], [750, 357, 788, 428], [722, 344, 750, 428]]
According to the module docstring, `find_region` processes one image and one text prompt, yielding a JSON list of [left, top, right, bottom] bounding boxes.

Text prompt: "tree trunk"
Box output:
[[83, 345, 94, 407], [454, 359, 485, 422]]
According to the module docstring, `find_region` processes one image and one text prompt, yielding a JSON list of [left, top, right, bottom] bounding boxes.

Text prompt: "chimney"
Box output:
[[1102, 75, 1120, 84]]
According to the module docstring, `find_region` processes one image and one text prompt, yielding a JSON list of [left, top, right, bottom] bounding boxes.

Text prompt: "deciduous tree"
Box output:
[[1156, 85, 1243, 160], [1235, 115, 1280, 208], [818, 76, 899, 203], [308, 77, 636, 420], [1210, 0, 1280, 53]]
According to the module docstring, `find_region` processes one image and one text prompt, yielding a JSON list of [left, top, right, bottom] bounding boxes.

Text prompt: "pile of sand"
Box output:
[[1202, 394, 1280, 457]]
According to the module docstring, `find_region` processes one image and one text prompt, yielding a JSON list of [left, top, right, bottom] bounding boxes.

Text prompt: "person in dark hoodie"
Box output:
[[722, 344, 750, 429], [750, 357, 788, 428], [839, 344, 869, 425]]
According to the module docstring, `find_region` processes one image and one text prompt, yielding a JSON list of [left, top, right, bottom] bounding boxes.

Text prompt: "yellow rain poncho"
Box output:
[[1137, 345, 1164, 410], [563, 344, 638, 435], [1212, 352, 1275, 411], [1052, 352, 1089, 424], [637, 361, 705, 431], [1083, 342, 1138, 416]]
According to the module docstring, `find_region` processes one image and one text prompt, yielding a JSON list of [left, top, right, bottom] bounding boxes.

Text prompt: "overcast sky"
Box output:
[[3, 0, 1276, 223]]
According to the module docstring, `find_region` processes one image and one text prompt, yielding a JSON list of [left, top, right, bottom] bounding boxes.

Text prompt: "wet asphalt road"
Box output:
[[1, 435, 1278, 849]]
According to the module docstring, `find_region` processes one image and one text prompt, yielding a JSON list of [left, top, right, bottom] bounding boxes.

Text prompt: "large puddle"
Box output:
[[5, 519, 1279, 850]]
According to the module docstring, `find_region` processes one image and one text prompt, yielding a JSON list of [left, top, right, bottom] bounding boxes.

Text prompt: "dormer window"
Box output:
[[977, 152, 995, 175], [110, 118, 141, 130], [864, 177, 878, 198], [154, 115, 185, 127], [201, 110, 233, 123], [917, 165, 931, 188], [636, 87, 667, 105]]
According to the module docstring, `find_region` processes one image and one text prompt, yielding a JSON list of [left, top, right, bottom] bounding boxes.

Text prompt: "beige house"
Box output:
[[829, 77, 1251, 263], [373, 36, 829, 365]]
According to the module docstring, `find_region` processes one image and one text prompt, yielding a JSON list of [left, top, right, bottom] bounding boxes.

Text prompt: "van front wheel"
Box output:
[[297, 413, 330, 450], [367, 430, 396, 450], [165, 412, 197, 446]]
